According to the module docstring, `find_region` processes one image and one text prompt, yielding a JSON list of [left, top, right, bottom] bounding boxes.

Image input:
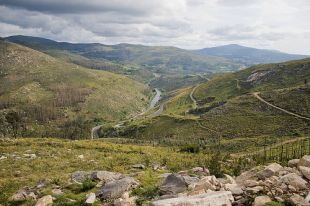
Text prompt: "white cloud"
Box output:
[[0, 0, 309, 54]]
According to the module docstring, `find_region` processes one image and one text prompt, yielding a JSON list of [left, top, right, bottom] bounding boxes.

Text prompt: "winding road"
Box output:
[[189, 84, 200, 109], [91, 88, 162, 139], [253, 92, 310, 121]]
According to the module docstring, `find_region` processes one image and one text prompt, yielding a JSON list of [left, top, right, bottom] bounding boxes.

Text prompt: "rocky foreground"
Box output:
[[9, 155, 310, 206]]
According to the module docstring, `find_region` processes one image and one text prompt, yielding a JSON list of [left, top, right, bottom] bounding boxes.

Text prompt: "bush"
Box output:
[[81, 178, 96, 192], [179, 144, 200, 153]]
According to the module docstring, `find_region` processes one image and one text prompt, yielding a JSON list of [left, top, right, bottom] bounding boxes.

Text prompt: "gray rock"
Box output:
[[225, 184, 243, 195], [252, 195, 272, 206], [85, 193, 96, 205], [289, 194, 310, 206], [71, 171, 92, 183], [92, 171, 124, 183], [298, 155, 310, 168], [151, 191, 234, 206], [52, 188, 63, 196], [97, 177, 139, 200], [299, 166, 310, 181], [159, 174, 187, 195], [35, 195, 53, 206], [288, 159, 300, 168], [259, 163, 283, 179], [132, 164, 145, 169], [280, 173, 307, 190]]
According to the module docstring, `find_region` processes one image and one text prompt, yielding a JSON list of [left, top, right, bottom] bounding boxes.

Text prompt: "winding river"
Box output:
[[91, 88, 162, 139]]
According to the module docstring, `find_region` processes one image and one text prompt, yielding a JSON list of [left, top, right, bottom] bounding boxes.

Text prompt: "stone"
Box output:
[[52, 188, 63, 196], [23, 153, 37, 159], [288, 159, 300, 168], [236, 169, 259, 186], [37, 180, 48, 189], [159, 174, 187, 195], [299, 166, 310, 181], [224, 174, 236, 184], [85, 193, 96, 205], [280, 173, 307, 190], [132, 164, 145, 169], [97, 177, 139, 200], [35, 195, 53, 206], [289, 194, 310, 206], [252, 196, 272, 206], [182, 175, 200, 186], [243, 180, 259, 188], [92, 171, 124, 183], [151, 191, 234, 206], [246, 186, 264, 194], [71, 171, 92, 183], [305, 191, 310, 203], [78, 154, 84, 159], [114, 192, 137, 206], [0, 155, 7, 160], [10, 192, 26, 202], [192, 176, 218, 192], [225, 184, 243, 196], [298, 155, 310, 168], [259, 163, 283, 179]]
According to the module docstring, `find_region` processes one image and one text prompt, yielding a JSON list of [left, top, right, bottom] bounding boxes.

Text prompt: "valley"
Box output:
[[0, 36, 309, 206]]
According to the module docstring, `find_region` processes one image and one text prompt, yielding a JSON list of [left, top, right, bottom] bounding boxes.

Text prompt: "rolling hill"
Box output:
[[5, 35, 243, 78], [196, 44, 309, 66], [99, 58, 310, 154], [0, 39, 151, 139]]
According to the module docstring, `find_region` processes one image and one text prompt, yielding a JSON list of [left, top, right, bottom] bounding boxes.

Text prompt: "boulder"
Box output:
[[280, 173, 307, 191], [289, 194, 310, 206], [259, 163, 283, 179], [192, 176, 219, 192], [151, 191, 234, 206], [288, 159, 300, 168], [236, 169, 259, 186], [224, 184, 243, 196], [159, 174, 187, 195], [97, 177, 139, 200], [71, 171, 92, 183], [252, 195, 272, 206], [85, 193, 96, 205], [298, 155, 310, 168], [35, 195, 53, 206], [299, 166, 310, 181], [243, 180, 259, 188], [92, 171, 124, 183]]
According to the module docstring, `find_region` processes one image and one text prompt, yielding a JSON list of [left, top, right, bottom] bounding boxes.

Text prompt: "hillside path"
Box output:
[[253, 92, 310, 121], [189, 84, 200, 109]]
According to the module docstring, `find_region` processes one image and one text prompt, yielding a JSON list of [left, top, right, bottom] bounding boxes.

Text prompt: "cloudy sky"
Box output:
[[0, 0, 309, 54]]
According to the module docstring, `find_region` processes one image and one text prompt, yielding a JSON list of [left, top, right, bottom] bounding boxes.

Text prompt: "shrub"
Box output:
[[81, 178, 96, 192]]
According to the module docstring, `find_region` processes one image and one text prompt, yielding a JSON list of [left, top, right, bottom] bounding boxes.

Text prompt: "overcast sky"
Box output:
[[0, 0, 309, 54]]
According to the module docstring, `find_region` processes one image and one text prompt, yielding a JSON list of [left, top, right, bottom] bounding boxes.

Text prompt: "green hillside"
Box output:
[[6, 36, 243, 82], [99, 58, 310, 154], [0, 40, 151, 138]]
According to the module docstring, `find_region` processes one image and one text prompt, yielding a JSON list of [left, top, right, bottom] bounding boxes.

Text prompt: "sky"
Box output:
[[0, 0, 309, 54]]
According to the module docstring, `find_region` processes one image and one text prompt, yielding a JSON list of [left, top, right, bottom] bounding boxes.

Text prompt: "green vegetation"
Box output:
[[99, 58, 310, 155], [0, 40, 151, 138], [0, 138, 212, 205]]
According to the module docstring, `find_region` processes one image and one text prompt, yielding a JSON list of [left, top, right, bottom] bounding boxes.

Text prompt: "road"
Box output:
[[91, 88, 162, 139], [253, 92, 310, 121], [189, 84, 200, 109]]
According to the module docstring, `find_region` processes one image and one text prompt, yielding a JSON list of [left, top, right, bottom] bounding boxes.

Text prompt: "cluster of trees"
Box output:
[[0, 110, 25, 138]]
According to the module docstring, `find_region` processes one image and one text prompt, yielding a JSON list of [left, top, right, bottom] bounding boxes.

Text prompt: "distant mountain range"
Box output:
[[195, 44, 309, 66]]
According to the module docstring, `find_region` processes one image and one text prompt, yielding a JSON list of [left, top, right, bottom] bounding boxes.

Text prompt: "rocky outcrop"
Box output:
[[151, 191, 234, 206], [97, 177, 139, 200]]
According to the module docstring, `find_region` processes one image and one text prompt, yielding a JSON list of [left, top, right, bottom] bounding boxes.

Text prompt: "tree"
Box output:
[[5, 111, 22, 138]]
